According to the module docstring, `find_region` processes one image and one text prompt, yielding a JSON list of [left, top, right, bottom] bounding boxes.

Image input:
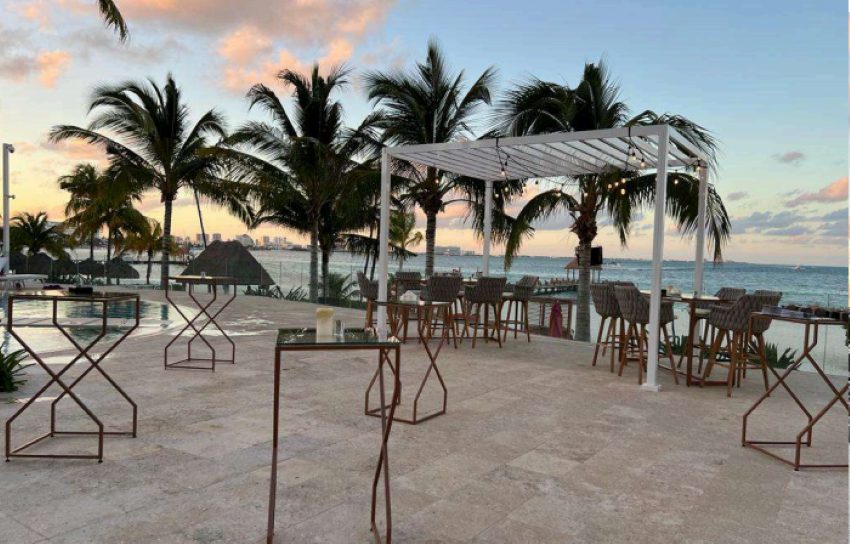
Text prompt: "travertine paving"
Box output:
[[0, 290, 846, 543]]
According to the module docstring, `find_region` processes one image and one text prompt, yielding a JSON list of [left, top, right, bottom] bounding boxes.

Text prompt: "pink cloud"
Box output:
[[36, 50, 70, 87], [787, 177, 848, 207], [40, 138, 104, 162], [218, 25, 273, 64], [122, 0, 395, 44], [15, 0, 52, 29]]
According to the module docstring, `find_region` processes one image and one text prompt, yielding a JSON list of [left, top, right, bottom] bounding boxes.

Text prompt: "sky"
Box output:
[[0, 0, 847, 266]]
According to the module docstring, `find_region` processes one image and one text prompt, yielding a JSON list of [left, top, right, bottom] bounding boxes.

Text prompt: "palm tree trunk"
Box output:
[[309, 219, 319, 303], [424, 210, 437, 277], [194, 189, 207, 249], [146, 249, 153, 284], [161, 198, 173, 289], [106, 227, 112, 286], [363, 223, 374, 275], [321, 249, 330, 303], [89, 233, 95, 261], [575, 241, 592, 342]]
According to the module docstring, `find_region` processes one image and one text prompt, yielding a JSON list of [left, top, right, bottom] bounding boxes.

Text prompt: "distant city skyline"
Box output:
[[1, 1, 846, 266]]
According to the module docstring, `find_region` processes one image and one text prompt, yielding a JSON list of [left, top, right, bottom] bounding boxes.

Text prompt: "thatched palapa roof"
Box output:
[[181, 241, 273, 286], [78, 258, 140, 279]]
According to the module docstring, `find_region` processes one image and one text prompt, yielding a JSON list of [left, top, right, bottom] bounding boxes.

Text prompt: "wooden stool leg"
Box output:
[[618, 323, 633, 377], [523, 300, 531, 342], [662, 325, 678, 385], [592, 316, 607, 367]]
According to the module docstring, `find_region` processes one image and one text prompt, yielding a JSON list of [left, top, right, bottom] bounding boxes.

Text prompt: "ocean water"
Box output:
[[82, 249, 850, 375]]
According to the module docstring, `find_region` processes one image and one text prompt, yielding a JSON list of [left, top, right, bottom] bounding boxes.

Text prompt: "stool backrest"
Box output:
[[590, 284, 619, 318], [422, 275, 463, 303], [613, 285, 649, 324], [711, 294, 771, 333], [715, 287, 746, 301], [394, 271, 422, 292], [750, 292, 782, 334], [467, 276, 507, 304], [512, 275, 539, 301]]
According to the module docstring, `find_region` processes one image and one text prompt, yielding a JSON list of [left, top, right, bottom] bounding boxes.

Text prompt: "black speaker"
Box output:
[[590, 246, 603, 266]]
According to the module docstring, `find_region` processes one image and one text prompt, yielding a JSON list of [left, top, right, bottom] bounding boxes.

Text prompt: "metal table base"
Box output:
[[742, 316, 848, 470], [164, 276, 236, 372], [4, 291, 139, 462]]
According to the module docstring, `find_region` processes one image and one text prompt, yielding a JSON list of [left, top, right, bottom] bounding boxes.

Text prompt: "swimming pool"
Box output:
[[0, 299, 182, 356]]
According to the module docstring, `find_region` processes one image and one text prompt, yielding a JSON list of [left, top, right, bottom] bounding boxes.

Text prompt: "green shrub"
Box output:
[[0, 350, 30, 392], [763, 343, 796, 369]]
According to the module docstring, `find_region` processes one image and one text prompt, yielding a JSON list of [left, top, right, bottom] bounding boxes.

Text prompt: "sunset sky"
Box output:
[[1, 0, 847, 266]]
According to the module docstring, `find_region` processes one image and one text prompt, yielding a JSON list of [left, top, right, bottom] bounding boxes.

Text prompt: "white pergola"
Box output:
[[376, 124, 710, 391]]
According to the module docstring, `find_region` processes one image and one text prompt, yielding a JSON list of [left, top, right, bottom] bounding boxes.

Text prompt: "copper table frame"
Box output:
[[366, 301, 449, 425], [269, 329, 401, 544], [4, 290, 140, 462], [164, 275, 236, 371], [741, 314, 848, 470]]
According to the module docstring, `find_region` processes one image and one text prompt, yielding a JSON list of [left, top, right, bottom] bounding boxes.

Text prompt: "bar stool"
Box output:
[[421, 275, 463, 348], [356, 271, 379, 330], [502, 275, 538, 342], [613, 285, 678, 384], [691, 287, 746, 373], [463, 276, 507, 348], [590, 283, 623, 372], [393, 271, 422, 296], [700, 293, 778, 397]]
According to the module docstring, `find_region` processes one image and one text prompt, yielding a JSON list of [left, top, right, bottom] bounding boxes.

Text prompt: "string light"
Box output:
[[620, 187, 626, 195]]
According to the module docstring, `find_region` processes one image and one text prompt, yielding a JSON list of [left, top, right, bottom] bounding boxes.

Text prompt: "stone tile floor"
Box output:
[[0, 291, 846, 543]]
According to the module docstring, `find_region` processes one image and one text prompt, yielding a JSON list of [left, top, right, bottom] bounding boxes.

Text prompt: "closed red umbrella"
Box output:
[[548, 301, 563, 338]]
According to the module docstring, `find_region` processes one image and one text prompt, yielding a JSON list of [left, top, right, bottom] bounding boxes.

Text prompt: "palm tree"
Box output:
[[97, 0, 128, 41], [226, 64, 379, 302], [494, 62, 731, 342], [121, 217, 168, 284], [50, 74, 245, 288], [61, 168, 147, 284], [364, 39, 497, 276], [58, 163, 103, 260], [11, 212, 68, 258], [390, 210, 422, 271]]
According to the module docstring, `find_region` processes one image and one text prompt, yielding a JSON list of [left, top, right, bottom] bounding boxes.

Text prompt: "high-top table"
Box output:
[[4, 289, 139, 462], [742, 313, 848, 470], [268, 328, 401, 544], [164, 275, 236, 371]]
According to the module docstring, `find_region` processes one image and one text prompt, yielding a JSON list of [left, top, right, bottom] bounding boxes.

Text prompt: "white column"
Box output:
[[692, 163, 708, 296], [2, 144, 12, 275], [377, 148, 391, 337], [482, 179, 493, 275], [644, 126, 669, 392]]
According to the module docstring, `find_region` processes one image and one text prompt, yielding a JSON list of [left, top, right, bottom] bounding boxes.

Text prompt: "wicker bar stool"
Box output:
[[421, 275, 463, 348], [613, 286, 678, 384], [691, 287, 746, 373], [590, 283, 624, 372], [463, 276, 507, 348], [700, 293, 779, 397], [502, 275, 538, 342], [394, 271, 422, 296], [356, 271, 379, 330]]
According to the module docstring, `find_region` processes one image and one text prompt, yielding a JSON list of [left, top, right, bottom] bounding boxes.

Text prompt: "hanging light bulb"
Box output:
[[620, 188, 626, 195], [673, 178, 679, 185], [620, 176, 626, 185], [640, 159, 646, 168]]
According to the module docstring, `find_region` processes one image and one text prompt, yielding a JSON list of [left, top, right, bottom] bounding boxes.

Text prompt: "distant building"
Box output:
[[273, 236, 286, 246], [262, 235, 271, 246], [435, 246, 462, 256], [195, 233, 209, 244], [212, 233, 222, 242], [235, 234, 255, 247]]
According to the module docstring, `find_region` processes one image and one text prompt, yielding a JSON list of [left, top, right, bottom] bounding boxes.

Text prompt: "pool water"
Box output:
[[1, 299, 179, 356]]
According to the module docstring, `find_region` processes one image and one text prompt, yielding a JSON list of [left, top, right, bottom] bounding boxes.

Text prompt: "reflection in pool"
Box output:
[[1, 299, 179, 355]]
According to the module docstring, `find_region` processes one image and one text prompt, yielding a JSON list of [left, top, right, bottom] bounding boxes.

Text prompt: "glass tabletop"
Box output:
[[9, 289, 139, 303], [374, 300, 452, 308], [276, 327, 400, 348]]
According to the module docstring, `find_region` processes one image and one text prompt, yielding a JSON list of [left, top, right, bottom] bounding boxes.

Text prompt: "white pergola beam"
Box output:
[[643, 127, 668, 391]]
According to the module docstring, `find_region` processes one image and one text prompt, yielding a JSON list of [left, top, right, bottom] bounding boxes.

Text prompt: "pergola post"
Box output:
[[693, 164, 708, 295], [482, 179, 493, 275], [644, 126, 669, 392], [377, 148, 391, 337]]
